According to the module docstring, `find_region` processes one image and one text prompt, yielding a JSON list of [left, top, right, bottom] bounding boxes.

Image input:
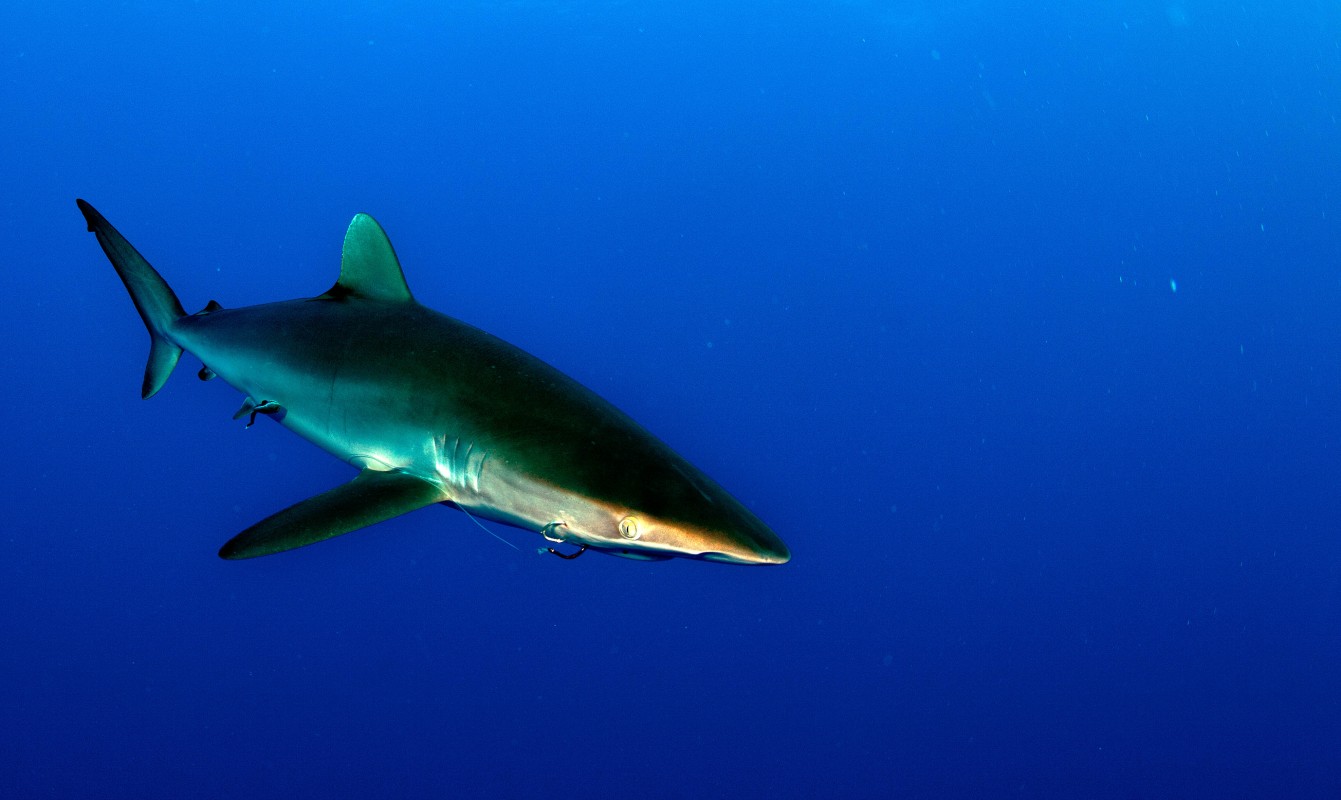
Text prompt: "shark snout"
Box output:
[[698, 518, 791, 565], [704, 543, 790, 565], [701, 544, 790, 565]]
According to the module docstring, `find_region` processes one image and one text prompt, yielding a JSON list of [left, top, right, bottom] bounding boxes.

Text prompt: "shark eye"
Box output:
[[618, 516, 641, 540]]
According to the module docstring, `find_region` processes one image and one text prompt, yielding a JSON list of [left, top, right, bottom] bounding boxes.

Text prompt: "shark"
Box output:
[[78, 200, 789, 565]]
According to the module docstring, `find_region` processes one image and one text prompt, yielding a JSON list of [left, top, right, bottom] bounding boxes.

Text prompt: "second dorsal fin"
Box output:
[[321, 213, 414, 303]]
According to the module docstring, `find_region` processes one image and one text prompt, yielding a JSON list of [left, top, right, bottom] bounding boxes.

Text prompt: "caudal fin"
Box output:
[[77, 200, 186, 399]]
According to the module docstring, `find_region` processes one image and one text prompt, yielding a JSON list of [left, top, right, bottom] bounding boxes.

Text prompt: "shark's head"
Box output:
[[555, 466, 791, 565], [486, 438, 790, 565]]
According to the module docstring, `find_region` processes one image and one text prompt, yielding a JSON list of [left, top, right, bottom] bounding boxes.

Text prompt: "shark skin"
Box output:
[[77, 200, 789, 565]]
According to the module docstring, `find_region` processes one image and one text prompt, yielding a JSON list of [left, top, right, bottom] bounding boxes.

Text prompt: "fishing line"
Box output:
[[457, 503, 521, 551]]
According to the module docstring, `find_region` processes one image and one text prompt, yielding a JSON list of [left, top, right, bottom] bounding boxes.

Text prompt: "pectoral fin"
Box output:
[[219, 469, 445, 559]]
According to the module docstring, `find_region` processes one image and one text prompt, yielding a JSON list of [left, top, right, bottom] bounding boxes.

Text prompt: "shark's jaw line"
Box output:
[[77, 199, 790, 566]]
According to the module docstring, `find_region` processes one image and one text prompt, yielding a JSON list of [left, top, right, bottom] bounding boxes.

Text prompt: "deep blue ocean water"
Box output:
[[3, 2, 1339, 797]]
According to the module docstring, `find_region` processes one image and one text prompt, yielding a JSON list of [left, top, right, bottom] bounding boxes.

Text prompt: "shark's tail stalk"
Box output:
[[77, 200, 187, 399]]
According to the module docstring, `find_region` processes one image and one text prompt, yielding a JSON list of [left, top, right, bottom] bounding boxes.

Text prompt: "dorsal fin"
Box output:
[[321, 213, 414, 303]]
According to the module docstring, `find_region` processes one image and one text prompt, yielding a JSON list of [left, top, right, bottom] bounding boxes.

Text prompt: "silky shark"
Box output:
[[78, 200, 789, 565]]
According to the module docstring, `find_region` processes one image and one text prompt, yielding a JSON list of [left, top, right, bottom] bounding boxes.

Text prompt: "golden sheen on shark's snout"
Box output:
[[78, 199, 788, 566]]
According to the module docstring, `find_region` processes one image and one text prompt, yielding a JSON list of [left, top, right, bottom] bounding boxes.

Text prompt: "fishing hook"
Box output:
[[540, 521, 587, 560], [547, 542, 588, 560]]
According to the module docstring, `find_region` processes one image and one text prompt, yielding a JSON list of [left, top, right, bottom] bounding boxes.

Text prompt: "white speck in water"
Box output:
[[1169, 279, 1178, 293]]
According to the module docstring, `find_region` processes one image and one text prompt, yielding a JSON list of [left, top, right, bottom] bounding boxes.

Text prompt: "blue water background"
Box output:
[[2, 2, 1339, 797]]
